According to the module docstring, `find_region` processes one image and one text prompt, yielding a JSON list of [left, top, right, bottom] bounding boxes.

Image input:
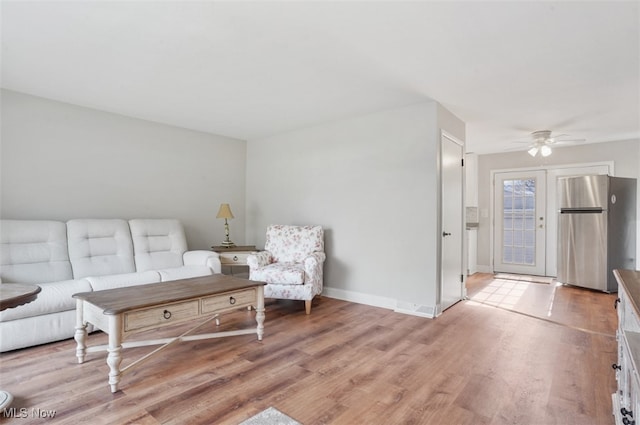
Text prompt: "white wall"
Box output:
[[0, 90, 247, 250], [246, 102, 464, 314], [475, 139, 640, 271]]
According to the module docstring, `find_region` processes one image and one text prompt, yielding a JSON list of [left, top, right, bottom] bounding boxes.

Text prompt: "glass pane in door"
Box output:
[[502, 178, 536, 266]]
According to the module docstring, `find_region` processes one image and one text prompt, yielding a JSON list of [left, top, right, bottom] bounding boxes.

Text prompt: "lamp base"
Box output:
[[220, 219, 235, 248]]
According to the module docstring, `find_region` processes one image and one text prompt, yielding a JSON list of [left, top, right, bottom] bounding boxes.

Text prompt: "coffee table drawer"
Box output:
[[124, 300, 199, 331], [202, 289, 256, 313]]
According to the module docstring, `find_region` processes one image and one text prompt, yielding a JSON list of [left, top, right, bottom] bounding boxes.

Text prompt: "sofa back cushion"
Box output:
[[265, 225, 324, 263], [67, 219, 136, 279], [0, 220, 73, 284], [129, 219, 187, 272]]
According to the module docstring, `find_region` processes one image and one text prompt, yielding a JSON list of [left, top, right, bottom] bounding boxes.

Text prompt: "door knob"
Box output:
[[443, 232, 452, 237]]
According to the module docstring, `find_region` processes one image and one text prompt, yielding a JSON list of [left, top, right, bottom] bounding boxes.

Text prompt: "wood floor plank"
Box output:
[[0, 273, 617, 424]]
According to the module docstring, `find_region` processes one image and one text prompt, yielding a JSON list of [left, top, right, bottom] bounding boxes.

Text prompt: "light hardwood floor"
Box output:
[[0, 273, 618, 424]]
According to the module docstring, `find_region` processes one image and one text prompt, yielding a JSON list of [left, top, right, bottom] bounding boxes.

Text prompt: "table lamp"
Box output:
[[216, 203, 235, 247]]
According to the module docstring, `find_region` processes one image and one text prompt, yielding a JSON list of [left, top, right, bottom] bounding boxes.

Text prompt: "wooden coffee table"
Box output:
[[73, 274, 265, 392]]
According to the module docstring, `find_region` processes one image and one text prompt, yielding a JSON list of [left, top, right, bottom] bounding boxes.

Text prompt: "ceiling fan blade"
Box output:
[[551, 139, 586, 146], [503, 146, 531, 152], [552, 138, 586, 142]]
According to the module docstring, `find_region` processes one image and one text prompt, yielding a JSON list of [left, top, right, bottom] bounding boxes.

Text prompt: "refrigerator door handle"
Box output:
[[559, 208, 604, 214]]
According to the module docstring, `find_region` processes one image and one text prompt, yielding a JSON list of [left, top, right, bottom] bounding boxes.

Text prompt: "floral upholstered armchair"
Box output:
[[247, 225, 325, 314]]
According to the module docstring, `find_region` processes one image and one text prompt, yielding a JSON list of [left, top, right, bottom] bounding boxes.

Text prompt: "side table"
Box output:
[[211, 245, 258, 278], [0, 283, 41, 410]]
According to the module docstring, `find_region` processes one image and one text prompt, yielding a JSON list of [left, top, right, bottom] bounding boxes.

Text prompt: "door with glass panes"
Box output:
[[494, 170, 546, 275]]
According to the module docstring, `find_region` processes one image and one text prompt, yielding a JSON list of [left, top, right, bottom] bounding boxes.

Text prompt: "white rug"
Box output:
[[239, 407, 301, 425]]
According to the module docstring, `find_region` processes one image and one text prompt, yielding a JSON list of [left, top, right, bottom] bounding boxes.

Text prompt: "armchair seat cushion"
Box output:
[[250, 263, 305, 285]]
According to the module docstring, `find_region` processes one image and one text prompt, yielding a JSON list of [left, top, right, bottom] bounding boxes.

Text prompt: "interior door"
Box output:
[[494, 170, 546, 275], [440, 134, 464, 312]]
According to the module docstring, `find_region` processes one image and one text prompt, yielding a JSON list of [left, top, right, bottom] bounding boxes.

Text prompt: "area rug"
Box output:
[[239, 407, 302, 425]]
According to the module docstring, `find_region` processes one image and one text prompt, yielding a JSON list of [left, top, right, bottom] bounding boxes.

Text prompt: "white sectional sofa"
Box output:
[[0, 218, 221, 352]]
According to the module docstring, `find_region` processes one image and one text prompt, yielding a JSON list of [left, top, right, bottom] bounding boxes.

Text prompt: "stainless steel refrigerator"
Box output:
[[557, 175, 636, 292]]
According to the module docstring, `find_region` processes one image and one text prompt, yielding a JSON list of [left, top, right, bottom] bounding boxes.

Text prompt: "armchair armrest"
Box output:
[[183, 250, 222, 274], [303, 251, 326, 293], [247, 251, 272, 269], [304, 252, 326, 268]]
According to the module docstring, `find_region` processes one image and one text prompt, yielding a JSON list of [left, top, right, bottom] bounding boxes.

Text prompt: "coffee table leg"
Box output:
[[107, 315, 123, 393], [256, 286, 265, 341], [74, 299, 87, 363]]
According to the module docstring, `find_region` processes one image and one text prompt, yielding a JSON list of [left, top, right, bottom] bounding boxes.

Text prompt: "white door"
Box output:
[[440, 134, 464, 312], [494, 170, 546, 276]]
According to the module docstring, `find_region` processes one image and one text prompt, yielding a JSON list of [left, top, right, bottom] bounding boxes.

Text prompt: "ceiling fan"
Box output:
[[516, 130, 586, 157]]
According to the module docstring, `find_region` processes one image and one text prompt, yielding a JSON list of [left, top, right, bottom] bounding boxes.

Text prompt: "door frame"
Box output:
[[488, 161, 614, 277], [437, 130, 465, 314]]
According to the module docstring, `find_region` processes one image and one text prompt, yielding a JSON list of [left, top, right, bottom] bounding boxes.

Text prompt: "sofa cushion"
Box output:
[[129, 219, 188, 271], [250, 263, 305, 285], [0, 278, 92, 321], [0, 220, 73, 284], [158, 265, 213, 282], [85, 270, 161, 292], [67, 219, 136, 279]]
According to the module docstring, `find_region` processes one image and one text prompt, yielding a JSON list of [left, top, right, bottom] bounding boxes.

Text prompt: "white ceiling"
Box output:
[[2, 1, 638, 154]]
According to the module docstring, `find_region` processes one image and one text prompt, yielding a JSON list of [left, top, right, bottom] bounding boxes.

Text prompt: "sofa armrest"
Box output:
[[183, 250, 222, 274], [247, 251, 272, 269]]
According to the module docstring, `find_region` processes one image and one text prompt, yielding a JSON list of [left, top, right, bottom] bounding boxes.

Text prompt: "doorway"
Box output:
[[491, 163, 612, 277]]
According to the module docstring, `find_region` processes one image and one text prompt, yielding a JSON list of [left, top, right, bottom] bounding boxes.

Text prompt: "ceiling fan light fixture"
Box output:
[[514, 129, 580, 157]]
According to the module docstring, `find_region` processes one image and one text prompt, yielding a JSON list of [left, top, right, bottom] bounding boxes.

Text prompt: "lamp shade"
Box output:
[[216, 203, 234, 219]]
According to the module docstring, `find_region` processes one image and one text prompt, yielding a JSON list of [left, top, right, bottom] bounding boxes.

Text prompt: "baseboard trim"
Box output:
[[322, 287, 437, 319], [322, 287, 396, 310], [393, 308, 436, 319], [394, 301, 437, 319]]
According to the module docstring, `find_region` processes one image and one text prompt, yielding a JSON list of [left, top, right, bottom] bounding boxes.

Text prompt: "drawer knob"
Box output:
[[612, 363, 622, 371], [615, 298, 621, 309], [623, 417, 635, 425], [622, 408, 633, 417], [229, 296, 236, 305], [233, 255, 238, 261], [163, 310, 172, 320]]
